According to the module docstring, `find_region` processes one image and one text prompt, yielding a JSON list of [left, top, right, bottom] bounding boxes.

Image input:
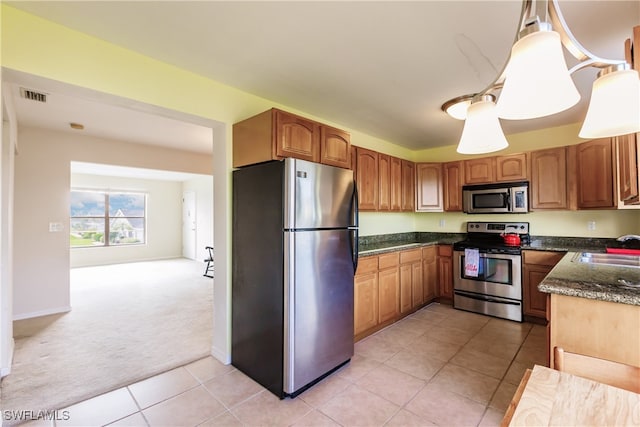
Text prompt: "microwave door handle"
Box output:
[[505, 191, 512, 211]]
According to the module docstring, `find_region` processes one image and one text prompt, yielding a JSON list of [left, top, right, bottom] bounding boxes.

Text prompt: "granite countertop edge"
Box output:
[[538, 252, 640, 306]]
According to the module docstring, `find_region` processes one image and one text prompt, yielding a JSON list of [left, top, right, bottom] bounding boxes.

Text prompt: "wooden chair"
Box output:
[[553, 346, 640, 393], [203, 246, 214, 278]]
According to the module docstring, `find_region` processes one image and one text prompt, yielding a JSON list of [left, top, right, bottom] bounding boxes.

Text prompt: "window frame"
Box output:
[[70, 189, 147, 248]]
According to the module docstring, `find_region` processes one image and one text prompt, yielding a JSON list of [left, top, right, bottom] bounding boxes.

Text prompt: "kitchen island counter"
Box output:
[[538, 251, 640, 306]]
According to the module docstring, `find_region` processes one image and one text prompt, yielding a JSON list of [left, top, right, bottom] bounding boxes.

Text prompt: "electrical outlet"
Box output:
[[587, 221, 596, 231], [439, 219, 446, 228]]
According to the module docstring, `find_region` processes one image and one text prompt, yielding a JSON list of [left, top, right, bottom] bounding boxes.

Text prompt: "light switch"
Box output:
[[49, 222, 64, 232]]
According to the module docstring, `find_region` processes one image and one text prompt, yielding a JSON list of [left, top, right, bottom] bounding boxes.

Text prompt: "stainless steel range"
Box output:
[[452, 221, 530, 322]]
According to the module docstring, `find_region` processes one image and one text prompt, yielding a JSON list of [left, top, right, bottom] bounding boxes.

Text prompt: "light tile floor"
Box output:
[[23, 304, 547, 427]]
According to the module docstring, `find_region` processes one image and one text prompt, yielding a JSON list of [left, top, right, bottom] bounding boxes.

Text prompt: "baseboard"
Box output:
[[1, 337, 15, 377], [13, 305, 71, 321], [211, 344, 231, 365]]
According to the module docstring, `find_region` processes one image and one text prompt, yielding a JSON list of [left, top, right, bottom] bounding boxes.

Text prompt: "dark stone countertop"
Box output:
[[358, 233, 618, 256], [358, 232, 463, 256], [538, 252, 640, 306]]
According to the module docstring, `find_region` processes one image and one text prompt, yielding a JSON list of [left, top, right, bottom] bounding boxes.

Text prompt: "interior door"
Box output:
[[182, 191, 196, 260]]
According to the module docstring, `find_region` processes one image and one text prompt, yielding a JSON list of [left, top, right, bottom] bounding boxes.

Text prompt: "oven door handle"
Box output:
[[454, 291, 520, 306]]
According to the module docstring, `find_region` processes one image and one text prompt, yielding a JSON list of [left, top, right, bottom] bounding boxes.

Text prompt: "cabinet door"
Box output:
[[401, 160, 416, 212], [577, 138, 616, 209], [390, 157, 403, 211], [411, 261, 424, 308], [378, 154, 391, 211], [354, 257, 378, 337], [437, 246, 453, 301], [464, 158, 495, 184], [422, 246, 437, 303], [320, 125, 351, 169], [617, 133, 639, 204], [530, 147, 568, 209], [399, 264, 413, 313], [496, 153, 527, 182], [378, 267, 400, 323], [443, 161, 464, 212], [416, 163, 443, 212], [523, 265, 552, 319], [356, 147, 379, 211], [275, 110, 320, 163]]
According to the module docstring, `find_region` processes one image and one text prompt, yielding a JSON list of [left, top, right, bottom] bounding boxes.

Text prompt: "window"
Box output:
[[70, 190, 146, 247]]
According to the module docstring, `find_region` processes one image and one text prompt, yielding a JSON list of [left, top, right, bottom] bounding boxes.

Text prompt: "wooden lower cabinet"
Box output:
[[422, 246, 437, 302], [549, 293, 640, 369], [522, 251, 565, 320], [437, 245, 454, 302], [400, 248, 423, 312], [378, 252, 400, 323], [354, 257, 378, 337], [354, 246, 438, 341]]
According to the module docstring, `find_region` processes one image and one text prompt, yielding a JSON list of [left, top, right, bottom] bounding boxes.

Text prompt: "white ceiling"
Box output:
[[4, 1, 640, 151]]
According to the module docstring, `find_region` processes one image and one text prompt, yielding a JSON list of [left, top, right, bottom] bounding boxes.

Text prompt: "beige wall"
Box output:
[[70, 174, 184, 268], [13, 127, 212, 319]]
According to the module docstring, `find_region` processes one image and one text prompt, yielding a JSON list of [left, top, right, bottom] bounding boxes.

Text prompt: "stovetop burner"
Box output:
[[453, 221, 530, 255]]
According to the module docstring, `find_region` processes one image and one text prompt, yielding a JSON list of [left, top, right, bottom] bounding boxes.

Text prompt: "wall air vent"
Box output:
[[19, 87, 47, 103]]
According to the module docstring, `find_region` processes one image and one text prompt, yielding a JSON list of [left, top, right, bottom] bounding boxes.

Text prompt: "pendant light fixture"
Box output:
[[441, 0, 640, 154], [457, 96, 508, 154]]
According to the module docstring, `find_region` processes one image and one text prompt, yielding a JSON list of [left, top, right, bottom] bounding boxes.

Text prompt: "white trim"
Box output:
[[211, 344, 231, 365], [13, 306, 71, 321], [0, 338, 14, 377]]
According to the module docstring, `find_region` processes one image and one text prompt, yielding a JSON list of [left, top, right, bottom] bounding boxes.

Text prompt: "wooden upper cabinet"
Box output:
[[390, 157, 403, 211], [275, 110, 320, 162], [356, 147, 379, 211], [530, 147, 568, 210], [576, 138, 616, 209], [443, 161, 464, 212], [464, 157, 495, 184], [320, 125, 351, 169], [617, 133, 639, 205], [378, 154, 391, 211], [401, 160, 416, 211], [416, 163, 443, 212], [496, 153, 528, 182], [233, 108, 351, 168]]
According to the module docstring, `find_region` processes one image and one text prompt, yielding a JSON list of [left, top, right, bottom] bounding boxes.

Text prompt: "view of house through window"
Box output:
[[70, 190, 146, 247]]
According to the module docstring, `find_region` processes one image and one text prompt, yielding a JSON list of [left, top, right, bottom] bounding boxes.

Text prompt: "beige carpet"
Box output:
[[1, 258, 213, 415]]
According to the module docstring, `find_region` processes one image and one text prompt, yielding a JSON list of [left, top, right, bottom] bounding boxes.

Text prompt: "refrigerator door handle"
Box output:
[[349, 183, 359, 272]]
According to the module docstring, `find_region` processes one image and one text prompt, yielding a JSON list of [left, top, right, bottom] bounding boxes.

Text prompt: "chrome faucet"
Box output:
[[617, 234, 640, 242]]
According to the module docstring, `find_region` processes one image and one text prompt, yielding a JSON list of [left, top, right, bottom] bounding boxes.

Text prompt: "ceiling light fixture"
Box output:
[[441, 0, 640, 154]]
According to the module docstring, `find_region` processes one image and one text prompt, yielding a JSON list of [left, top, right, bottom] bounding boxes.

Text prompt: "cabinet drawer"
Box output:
[[400, 248, 422, 264], [523, 250, 565, 266], [378, 252, 399, 269], [357, 256, 378, 274], [438, 245, 453, 257], [422, 246, 437, 262]]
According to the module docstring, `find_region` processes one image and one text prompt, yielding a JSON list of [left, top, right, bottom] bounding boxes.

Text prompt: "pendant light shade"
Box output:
[[457, 99, 509, 154], [579, 67, 640, 138], [497, 28, 580, 119]]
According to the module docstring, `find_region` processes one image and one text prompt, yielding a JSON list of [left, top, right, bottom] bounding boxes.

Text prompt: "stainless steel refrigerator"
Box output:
[[232, 158, 358, 398]]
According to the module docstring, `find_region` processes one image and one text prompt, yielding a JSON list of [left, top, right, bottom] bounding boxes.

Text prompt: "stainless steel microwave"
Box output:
[[462, 181, 529, 214]]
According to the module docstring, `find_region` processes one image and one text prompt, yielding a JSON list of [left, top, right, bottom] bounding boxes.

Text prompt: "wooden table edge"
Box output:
[[500, 368, 533, 427]]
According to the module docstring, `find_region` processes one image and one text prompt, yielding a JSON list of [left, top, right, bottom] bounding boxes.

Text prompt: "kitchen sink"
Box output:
[[572, 252, 640, 268]]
